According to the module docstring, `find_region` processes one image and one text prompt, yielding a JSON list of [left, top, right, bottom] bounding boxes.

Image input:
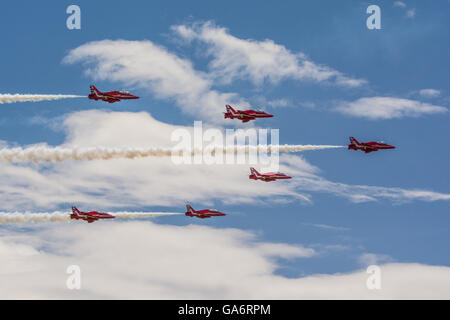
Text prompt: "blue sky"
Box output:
[[0, 1, 449, 298]]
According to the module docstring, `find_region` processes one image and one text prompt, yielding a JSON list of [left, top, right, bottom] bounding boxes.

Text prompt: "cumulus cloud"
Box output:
[[64, 40, 248, 124], [1, 222, 449, 299], [0, 110, 448, 211], [335, 97, 447, 120], [171, 22, 367, 88]]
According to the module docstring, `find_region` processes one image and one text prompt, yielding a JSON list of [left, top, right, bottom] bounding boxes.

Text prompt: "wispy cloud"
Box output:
[[265, 98, 290, 108], [310, 223, 350, 231], [64, 23, 369, 125], [335, 97, 447, 120], [64, 40, 248, 124], [171, 21, 367, 88], [359, 253, 394, 267], [419, 89, 441, 98], [282, 154, 450, 203], [394, 1, 407, 8], [406, 8, 416, 19], [394, 1, 416, 19]]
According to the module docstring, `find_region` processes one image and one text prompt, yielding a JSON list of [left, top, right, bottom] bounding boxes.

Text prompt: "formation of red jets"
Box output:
[[70, 204, 227, 222], [78, 85, 396, 222]]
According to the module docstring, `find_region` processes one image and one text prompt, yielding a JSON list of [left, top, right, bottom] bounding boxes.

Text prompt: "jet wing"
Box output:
[[84, 215, 100, 223], [106, 97, 121, 103]]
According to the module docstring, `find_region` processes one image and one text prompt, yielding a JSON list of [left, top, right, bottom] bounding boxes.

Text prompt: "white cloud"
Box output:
[[310, 224, 350, 231], [298, 101, 317, 109], [1, 222, 449, 299], [256, 242, 315, 259], [266, 98, 290, 108], [0, 110, 448, 211], [171, 22, 367, 88], [0, 140, 8, 148], [252, 96, 291, 109], [283, 154, 450, 203], [335, 97, 447, 119], [359, 253, 394, 267], [62, 23, 367, 126], [394, 2, 416, 19], [419, 89, 441, 98], [394, 1, 407, 8], [406, 8, 416, 19], [64, 40, 248, 124]]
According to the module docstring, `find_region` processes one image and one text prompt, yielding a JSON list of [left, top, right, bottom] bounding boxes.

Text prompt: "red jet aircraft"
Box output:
[[88, 85, 139, 103], [70, 206, 115, 223], [249, 167, 292, 182], [348, 137, 395, 154], [224, 105, 273, 123], [185, 205, 226, 219]]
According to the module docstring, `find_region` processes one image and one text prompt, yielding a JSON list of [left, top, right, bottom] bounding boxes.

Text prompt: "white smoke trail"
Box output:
[[0, 94, 84, 104], [0, 212, 69, 224], [113, 212, 182, 219], [0, 145, 344, 163], [0, 211, 182, 224]]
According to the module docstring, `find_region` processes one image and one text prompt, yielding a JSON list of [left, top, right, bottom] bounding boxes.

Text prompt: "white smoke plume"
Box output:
[[0, 94, 84, 104], [0, 145, 344, 163], [0, 211, 181, 224], [113, 212, 182, 219], [0, 212, 70, 224]]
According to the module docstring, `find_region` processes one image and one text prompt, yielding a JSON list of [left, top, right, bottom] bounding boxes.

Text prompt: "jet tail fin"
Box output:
[[90, 85, 100, 95], [72, 206, 81, 215], [349, 137, 360, 146], [250, 167, 260, 176], [186, 204, 195, 214], [226, 105, 237, 114]]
